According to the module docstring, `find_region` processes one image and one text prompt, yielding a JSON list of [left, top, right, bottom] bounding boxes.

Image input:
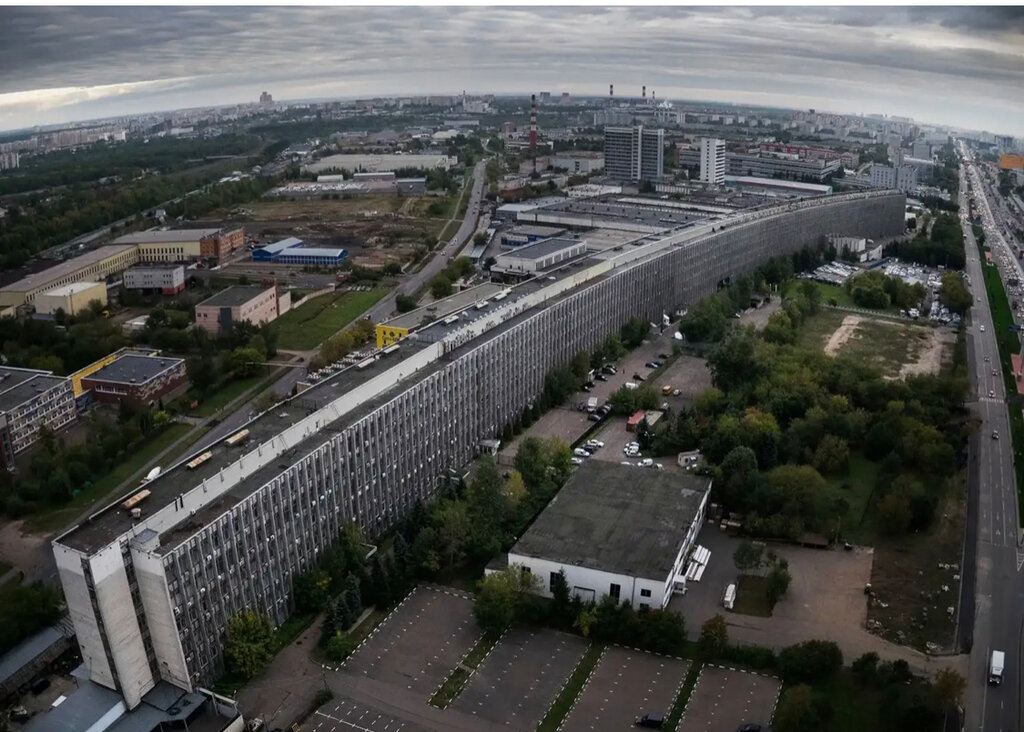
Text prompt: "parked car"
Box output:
[[635, 713, 664, 729], [573, 448, 590, 457], [571, 457, 584, 465], [658, 353, 670, 359], [596, 373, 608, 381]]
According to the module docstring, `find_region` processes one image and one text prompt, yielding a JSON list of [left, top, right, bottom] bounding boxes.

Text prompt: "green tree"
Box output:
[[877, 488, 912, 535], [697, 614, 729, 660], [774, 684, 825, 732], [293, 568, 332, 613], [733, 540, 764, 573], [395, 294, 418, 313], [932, 667, 966, 710], [813, 434, 850, 474], [939, 271, 972, 315], [549, 569, 573, 628], [227, 346, 263, 377], [430, 274, 454, 300], [223, 611, 274, 679], [851, 651, 880, 686], [473, 565, 541, 635], [766, 560, 792, 605], [777, 640, 843, 684]]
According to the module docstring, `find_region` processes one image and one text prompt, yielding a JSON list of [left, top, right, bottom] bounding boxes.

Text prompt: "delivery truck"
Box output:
[[990, 650, 1005, 685]]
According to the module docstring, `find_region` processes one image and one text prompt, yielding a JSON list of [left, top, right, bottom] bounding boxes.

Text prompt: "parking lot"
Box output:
[[343, 586, 480, 697], [452, 627, 588, 728], [561, 646, 689, 732], [678, 665, 781, 732], [310, 698, 434, 732]]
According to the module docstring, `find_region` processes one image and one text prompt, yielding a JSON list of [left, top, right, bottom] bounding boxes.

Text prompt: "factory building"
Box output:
[[81, 353, 189, 407], [699, 138, 726, 186], [304, 154, 455, 174], [549, 152, 605, 175], [505, 462, 711, 609], [34, 281, 108, 318], [194, 286, 288, 334], [0, 367, 76, 469], [0, 245, 139, 309], [604, 125, 664, 182], [51, 192, 905, 707], [490, 237, 588, 279], [501, 225, 567, 248], [123, 265, 186, 295]]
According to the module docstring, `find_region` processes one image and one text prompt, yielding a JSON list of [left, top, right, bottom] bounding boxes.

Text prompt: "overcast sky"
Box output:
[[1, 5, 1023, 135]]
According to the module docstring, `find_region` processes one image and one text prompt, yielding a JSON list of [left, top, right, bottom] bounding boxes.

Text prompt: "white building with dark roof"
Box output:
[[507, 462, 711, 609], [0, 366, 76, 469]]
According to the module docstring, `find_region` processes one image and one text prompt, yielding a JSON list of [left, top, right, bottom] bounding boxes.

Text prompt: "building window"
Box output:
[[550, 571, 560, 591], [640, 602, 650, 610], [609, 583, 620, 600], [640, 588, 651, 598]]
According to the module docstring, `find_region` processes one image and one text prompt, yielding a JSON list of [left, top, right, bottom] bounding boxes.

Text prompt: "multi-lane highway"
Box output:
[[961, 146, 1024, 732]]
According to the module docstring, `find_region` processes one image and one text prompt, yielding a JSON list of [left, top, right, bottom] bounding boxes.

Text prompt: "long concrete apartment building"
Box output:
[[52, 191, 905, 708]]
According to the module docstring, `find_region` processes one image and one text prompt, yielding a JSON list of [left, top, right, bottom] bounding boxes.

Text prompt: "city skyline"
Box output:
[[1, 5, 1023, 135]]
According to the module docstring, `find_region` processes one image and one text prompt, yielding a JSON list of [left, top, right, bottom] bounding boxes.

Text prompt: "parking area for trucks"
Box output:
[[678, 665, 781, 732], [560, 646, 689, 732], [452, 627, 589, 728], [343, 586, 480, 697]]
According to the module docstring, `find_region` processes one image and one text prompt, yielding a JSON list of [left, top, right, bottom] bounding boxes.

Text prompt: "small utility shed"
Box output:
[[507, 461, 710, 609]]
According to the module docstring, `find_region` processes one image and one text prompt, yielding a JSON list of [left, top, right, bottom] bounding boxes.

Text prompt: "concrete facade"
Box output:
[[123, 266, 186, 295], [700, 138, 726, 186], [81, 354, 189, 407], [52, 192, 905, 702], [0, 245, 139, 309], [604, 125, 664, 182]]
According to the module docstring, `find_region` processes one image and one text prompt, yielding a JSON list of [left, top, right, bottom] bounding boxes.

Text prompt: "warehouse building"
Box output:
[[491, 237, 588, 279], [0, 366, 76, 469], [506, 462, 711, 608], [550, 151, 605, 174], [112, 228, 244, 263], [81, 353, 189, 407], [304, 153, 455, 174], [123, 265, 186, 295], [34, 281, 107, 318], [0, 245, 139, 309], [195, 285, 288, 334], [51, 191, 904, 706], [252, 237, 347, 267]]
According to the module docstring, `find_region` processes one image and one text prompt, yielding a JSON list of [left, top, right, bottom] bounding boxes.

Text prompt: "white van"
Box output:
[[990, 650, 1005, 685]]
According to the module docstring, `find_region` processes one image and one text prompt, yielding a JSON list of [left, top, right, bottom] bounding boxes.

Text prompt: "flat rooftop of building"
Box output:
[[532, 197, 705, 229], [39, 281, 105, 297], [126, 264, 185, 273], [0, 625, 66, 688], [260, 237, 303, 254], [196, 285, 272, 308], [511, 461, 710, 580], [276, 247, 347, 258], [112, 228, 224, 244], [725, 176, 833, 195], [497, 236, 585, 261], [496, 197, 568, 215], [507, 225, 566, 237], [0, 367, 68, 412], [0, 245, 136, 295], [85, 354, 183, 385], [378, 282, 506, 331]]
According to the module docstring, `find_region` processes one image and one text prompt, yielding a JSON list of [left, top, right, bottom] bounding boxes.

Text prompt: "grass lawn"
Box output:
[[790, 280, 858, 308], [664, 660, 702, 731], [792, 309, 848, 351], [732, 575, 774, 617], [24, 422, 194, 534], [275, 289, 388, 350], [823, 454, 879, 544], [191, 369, 275, 417], [536, 642, 604, 731]]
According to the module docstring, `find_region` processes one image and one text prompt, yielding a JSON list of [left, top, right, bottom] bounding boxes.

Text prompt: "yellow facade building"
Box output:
[[34, 281, 108, 317]]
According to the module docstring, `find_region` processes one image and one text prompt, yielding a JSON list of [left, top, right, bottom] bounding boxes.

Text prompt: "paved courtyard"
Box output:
[[452, 627, 589, 729], [679, 665, 781, 732], [561, 646, 689, 732]]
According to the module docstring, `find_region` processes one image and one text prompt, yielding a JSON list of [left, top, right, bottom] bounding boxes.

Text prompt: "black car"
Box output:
[[635, 714, 664, 729], [645, 361, 658, 368], [736, 725, 763, 732], [596, 373, 608, 381], [658, 352, 670, 359]]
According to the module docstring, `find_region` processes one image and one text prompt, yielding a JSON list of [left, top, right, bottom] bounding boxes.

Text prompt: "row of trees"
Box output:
[[309, 318, 375, 371], [428, 256, 475, 299]]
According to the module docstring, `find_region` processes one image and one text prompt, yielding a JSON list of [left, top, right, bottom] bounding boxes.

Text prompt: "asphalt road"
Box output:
[[961, 149, 1024, 732]]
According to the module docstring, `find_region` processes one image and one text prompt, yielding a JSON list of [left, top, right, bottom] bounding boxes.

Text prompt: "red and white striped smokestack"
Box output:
[[530, 93, 538, 172]]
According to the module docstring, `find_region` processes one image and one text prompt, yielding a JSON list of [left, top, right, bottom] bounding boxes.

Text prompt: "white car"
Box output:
[[640, 458, 654, 467], [981, 325, 986, 332], [571, 457, 584, 466], [573, 448, 590, 457]]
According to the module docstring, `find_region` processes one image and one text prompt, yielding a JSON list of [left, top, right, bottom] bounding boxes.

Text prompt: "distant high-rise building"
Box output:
[[699, 138, 726, 186], [0, 151, 19, 171], [604, 125, 664, 182], [560, 92, 570, 105], [911, 140, 931, 160], [539, 91, 551, 104], [259, 91, 274, 107]]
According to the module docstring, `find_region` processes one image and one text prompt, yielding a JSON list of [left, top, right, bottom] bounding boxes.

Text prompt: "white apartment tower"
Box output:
[[700, 138, 726, 186]]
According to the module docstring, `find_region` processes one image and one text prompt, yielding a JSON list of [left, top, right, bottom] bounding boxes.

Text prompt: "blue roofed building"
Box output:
[[252, 237, 347, 266]]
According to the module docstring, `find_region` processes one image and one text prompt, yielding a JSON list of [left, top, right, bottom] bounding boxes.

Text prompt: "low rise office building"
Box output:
[[490, 237, 588, 280], [194, 285, 288, 334], [123, 265, 186, 295], [0, 245, 139, 310], [113, 228, 243, 263], [506, 462, 711, 608], [0, 366, 76, 469], [81, 353, 189, 407]]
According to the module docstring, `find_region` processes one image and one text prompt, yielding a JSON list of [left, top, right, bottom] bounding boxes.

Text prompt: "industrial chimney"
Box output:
[[530, 94, 538, 174], [642, 85, 646, 100]]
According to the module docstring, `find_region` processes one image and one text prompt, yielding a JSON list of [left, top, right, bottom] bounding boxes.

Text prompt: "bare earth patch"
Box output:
[[824, 315, 864, 356], [900, 328, 958, 378]]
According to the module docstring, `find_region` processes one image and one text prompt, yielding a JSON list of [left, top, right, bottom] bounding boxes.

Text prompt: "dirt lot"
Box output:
[[452, 627, 588, 728], [809, 311, 956, 378], [561, 646, 689, 732], [679, 665, 781, 732]]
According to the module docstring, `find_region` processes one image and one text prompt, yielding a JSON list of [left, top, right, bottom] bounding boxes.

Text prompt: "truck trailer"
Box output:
[[989, 650, 1005, 685]]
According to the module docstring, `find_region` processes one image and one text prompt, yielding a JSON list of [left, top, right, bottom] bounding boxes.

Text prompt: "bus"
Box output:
[[225, 429, 250, 447]]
